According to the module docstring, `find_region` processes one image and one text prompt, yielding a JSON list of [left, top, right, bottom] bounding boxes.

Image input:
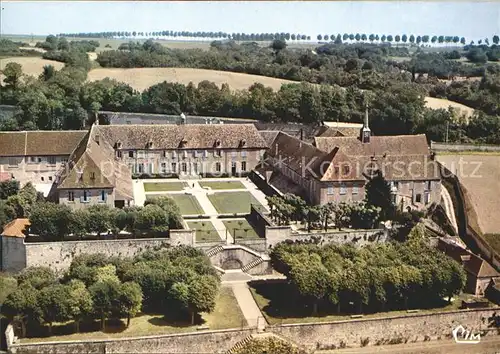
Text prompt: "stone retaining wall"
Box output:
[[7, 309, 499, 353]]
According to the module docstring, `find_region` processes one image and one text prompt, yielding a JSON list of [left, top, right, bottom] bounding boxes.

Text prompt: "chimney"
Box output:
[[300, 128, 303, 141], [95, 134, 100, 145], [94, 112, 99, 126]]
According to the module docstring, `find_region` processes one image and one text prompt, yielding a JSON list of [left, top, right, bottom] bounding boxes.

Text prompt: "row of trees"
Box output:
[[1, 246, 219, 337], [28, 196, 183, 241], [266, 194, 381, 231], [55, 31, 500, 47], [58, 31, 312, 42], [270, 228, 466, 315], [317, 34, 468, 46]]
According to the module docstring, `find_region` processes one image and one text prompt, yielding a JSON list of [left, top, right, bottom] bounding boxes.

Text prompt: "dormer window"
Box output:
[[179, 139, 188, 148], [215, 139, 221, 147], [115, 141, 122, 149], [147, 141, 153, 149], [240, 139, 246, 147]]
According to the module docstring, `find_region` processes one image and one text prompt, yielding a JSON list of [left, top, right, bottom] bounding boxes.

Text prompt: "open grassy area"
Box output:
[[248, 280, 482, 326], [199, 180, 246, 190], [187, 220, 221, 242], [207, 191, 264, 214], [21, 287, 245, 343], [143, 181, 187, 192], [222, 219, 260, 239], [147, 193, 203, 215]]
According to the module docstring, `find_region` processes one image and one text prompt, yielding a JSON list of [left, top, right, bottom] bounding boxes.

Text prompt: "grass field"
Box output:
[[207, 191, 263, 214], [147, 193, 203, 215], [199, 180, 246, 190], [186, 220, 221, 242], [249, 280, 482, 326], [21, 287, 245, 343], [437, 154, 500, 234], [424, 97, 475, 120], [87, 67, 299, 92], [0, 57, 64, 78], [222, 219, 260, 239], [143, 181, 187, 192]]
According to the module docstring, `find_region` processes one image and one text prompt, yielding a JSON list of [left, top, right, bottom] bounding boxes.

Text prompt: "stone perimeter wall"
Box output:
[[7, 327, 257, 354], [265, 225, 388, 248], [2, 230, 195, 273], [270, 307, 500, 351], [6, 308, 499, 353]]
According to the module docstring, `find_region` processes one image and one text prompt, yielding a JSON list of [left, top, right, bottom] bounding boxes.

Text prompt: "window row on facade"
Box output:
[[129, 160, 248, 174], [116, 149, 254, 159]]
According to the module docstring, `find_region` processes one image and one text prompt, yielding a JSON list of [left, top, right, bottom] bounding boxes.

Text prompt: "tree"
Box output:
[[317, 34, 322, 41], [38, 284, 72, 334], [115, 281, 143, 327], [364, 170, 395, 221], [40, 65, 56, 81], [2, 284, 40, 337], [0, 180, 19, 199], [89, 279, 118, 331], [67, 280, 93, 333], [402, 34, 408, 43], [29, 202, 72, 241], [466, 48, 488, 63], [17, 266, 56, 290], [290, 254, 331, 315], [171, 274, 219, 324], [271, 39, 287, 52], [1, 62, 23, 88], [460, 37, 466, 45], [493, 35, 499, 45]]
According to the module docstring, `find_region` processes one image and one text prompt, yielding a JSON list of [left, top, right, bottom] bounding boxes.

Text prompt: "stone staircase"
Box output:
[[206, 245, 224, 257], [225, 333, 304, 354], [225, 335, 255, 354], [241, 258, 264, 273]]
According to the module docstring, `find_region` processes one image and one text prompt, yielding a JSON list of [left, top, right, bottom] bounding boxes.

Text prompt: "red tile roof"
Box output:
[[1, 218, 30, 238]]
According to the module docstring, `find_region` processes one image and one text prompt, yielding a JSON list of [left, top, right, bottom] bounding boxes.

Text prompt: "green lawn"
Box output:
[[199, 180, 246, 190], [222, 219, 260, 239], [143, 182, 187, 192], [187, 221, 221, 242], [248, 281, 484, 326], [21, 287, 245, 343], [207, 192, 264, 214], [147, 193, 203, 215]]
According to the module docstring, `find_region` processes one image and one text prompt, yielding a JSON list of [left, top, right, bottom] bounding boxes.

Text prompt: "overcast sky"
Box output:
[[1, 1, 499, 42]]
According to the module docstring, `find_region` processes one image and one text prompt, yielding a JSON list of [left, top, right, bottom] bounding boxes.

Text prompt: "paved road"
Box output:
[[322, 335, 500, 354]]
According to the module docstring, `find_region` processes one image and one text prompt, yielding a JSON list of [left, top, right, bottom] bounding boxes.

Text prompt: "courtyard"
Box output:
[[136, 177, 269, 244]]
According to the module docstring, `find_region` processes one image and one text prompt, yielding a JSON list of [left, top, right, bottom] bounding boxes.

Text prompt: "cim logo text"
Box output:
[[452, 325, 481, 344]]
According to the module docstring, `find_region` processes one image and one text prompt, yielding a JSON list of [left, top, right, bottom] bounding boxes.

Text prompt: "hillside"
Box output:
[[1, 56, 477, 119], [86, 67, 299, 91], [437, 154, 500, 234]]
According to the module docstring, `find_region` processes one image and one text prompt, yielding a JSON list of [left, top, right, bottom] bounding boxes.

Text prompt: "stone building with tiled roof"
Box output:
[[437, 237, 500, 296], [52, 122, 267, 209], [0, 131, 86, 190], [264, 110, 442, 209]]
